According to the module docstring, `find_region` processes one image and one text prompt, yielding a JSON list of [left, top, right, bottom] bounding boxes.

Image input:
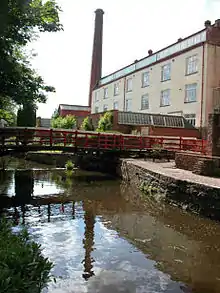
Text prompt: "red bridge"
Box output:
[[0, 127, 207, 155]]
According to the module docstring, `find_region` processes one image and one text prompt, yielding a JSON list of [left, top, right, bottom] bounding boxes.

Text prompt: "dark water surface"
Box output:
[[1, 159, 220, 293]]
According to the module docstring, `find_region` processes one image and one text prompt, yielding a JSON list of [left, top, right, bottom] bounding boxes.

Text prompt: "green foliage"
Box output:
[[81, 117, 94, 131], [52, 108, 59, 119], [17, 103, 36, 127], [0, 219, 53, 293], [51, 115, 76, 129], [96, 112, 113, 132], [65, 160, 75, 171], [0, 97, 17, 126], [0, 0, 62, 118]]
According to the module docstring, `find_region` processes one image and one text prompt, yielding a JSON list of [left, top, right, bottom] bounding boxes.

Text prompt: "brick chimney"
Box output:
[[88, 9, 104, 109]]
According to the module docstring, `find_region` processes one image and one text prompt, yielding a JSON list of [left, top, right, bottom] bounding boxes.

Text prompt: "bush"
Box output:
[[65, 160, 74, 171], [0, 219, 53, 293], [51, 115, 76, 129], [81, 117, 94, 131], [96, 112, 113, 132]]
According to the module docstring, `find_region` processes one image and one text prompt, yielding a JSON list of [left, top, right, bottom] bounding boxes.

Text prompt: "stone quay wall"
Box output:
[[117, 159, 220, 220]]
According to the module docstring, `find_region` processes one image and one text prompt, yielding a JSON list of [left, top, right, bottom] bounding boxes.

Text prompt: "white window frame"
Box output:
[[104, 88, 108, 99], [141, 94, 149, 110], [161, 63, 171, 81], [185, 83, 197, 103], [184, 113, 196, 126], [114, 83, 119, 96], [113, 101, 118, 110], [186, 55, 198, 75], [103, 104, 108, 112], [94, 91, 99, 102], [160, 89, 171, 107], [142, 72, 150, 87], [126, 78, 132, 92], [125, 99, 132, 111]]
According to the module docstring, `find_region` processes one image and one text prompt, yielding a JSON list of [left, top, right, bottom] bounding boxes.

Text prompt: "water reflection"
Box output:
[[82, 201, 95, 281], [1, 167, 220, 292]]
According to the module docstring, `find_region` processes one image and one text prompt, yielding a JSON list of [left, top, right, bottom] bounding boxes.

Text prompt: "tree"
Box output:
[[0, 97, 17, 126], [0, 0, 63, 123], [17, 103, 36, 127], [96, 112, 113, 132], [51, 115, 76, 129], [81, 117, 94, 131]]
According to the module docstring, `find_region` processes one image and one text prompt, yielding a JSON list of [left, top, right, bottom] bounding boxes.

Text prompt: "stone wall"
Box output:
[[207, 113, 220, 156], [117, 159, 220, 220], [25, 152, 75, 167], [175, 152, 220, 176]]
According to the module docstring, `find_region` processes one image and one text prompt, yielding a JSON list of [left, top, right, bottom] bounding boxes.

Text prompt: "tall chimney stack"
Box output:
[[88, 9, 104, 109]]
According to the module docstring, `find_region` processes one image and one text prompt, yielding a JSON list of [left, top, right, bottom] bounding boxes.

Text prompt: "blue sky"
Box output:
[[30, 0, 220, 118]]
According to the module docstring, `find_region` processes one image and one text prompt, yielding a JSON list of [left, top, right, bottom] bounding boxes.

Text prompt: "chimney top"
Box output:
[[204, 20, 211, 28], [95, 9, 104, 15], [178, 38, 182, 42], [148, 49, 153, 55]]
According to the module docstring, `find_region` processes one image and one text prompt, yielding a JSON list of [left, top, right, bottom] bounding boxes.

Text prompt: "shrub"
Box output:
[[0, 219, 53, 293], [51, 115, 76, 129], [96, 112, 113, 132], [81, 117, 94, 131], [65, 160, 74, 171]]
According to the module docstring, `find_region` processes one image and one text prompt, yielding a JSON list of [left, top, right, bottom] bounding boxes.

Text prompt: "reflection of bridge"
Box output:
[[0, 127, 207, 154]]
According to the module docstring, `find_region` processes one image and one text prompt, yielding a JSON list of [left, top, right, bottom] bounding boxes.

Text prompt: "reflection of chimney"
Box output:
[[82, 201, 95, 281], [88, 9, 104, 109]]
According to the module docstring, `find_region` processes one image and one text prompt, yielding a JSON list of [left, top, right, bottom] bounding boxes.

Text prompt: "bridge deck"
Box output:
[[0, 127, 206, 154]]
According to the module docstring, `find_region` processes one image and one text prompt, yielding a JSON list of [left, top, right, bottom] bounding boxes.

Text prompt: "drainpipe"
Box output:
[[123, 77, 126, 111], [200, 43, 205, 136]]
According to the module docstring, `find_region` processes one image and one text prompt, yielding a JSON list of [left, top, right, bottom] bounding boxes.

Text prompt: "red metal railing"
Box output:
[[0, 127, 207, 154]]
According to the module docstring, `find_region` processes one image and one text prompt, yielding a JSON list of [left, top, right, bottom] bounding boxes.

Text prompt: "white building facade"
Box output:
[[91, 20, 220, 128]]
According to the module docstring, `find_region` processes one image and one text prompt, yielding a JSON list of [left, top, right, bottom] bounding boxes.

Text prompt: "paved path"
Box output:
[[125, 159, 220, 189]]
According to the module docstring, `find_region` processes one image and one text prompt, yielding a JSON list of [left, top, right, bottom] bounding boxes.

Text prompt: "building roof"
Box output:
[[117, 112, 195, 129], [97, 28, 207, 87], [40, 118, 51, 128], [59, 104, 90, 111]]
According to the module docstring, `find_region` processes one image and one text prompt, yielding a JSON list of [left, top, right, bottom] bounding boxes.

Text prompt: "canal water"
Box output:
[[1, 158, 220, 293]]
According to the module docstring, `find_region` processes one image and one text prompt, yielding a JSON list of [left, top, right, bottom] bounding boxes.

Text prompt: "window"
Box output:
[[95, 106, 99, 113], [184, 113, 196, 126], [161, 64, 171, 81], [113, 101, 118, 110], [141, 94, 149, 110], [126, 78, 132, 92], [185, 83, 197, 103], [114, 83, 119, 96], [125, 99, 132, 111], [94, 91, 99, 102], [142, 72, 149, 87], [104, 88, 108, 98], [103, 104, 108, 112], [186, 55, 198, 75], [160, 89, 171, 106]]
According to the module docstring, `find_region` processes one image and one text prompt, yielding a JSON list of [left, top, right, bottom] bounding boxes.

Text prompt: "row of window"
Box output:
[[95, 83, 197, 114], [94, 55, 198, 101]]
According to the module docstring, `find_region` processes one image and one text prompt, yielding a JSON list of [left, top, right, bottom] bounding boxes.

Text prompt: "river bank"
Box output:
[[118, 159, 220, 220]]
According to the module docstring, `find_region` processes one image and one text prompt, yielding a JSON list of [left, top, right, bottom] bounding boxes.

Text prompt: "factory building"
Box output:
[[90, 14, 220, 133]]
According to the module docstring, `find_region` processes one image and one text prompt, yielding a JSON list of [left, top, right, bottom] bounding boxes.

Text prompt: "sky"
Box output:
[[30, 0, 220, 118]]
